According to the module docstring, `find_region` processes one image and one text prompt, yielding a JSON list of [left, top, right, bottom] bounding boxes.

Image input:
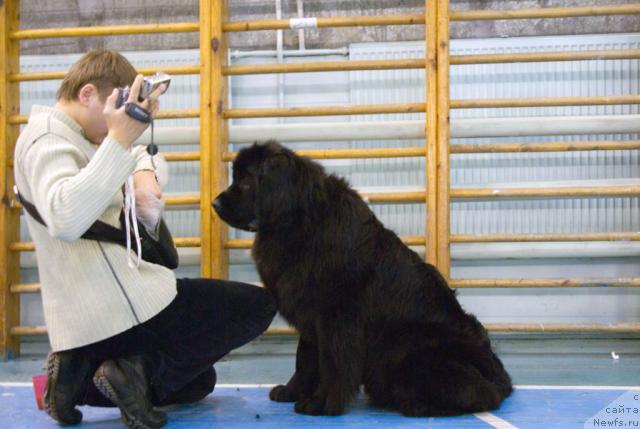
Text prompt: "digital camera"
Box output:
[[116, 72, 171, 109]]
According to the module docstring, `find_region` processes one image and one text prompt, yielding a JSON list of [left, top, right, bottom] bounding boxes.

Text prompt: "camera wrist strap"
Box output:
[[148, 118, 158, 169]]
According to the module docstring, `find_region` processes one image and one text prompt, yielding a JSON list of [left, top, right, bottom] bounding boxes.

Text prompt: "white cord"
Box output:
[[124, 175, 142, 268]]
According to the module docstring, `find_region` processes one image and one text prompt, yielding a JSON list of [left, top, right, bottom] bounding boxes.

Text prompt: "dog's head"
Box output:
[[212, 141, 325, 232]]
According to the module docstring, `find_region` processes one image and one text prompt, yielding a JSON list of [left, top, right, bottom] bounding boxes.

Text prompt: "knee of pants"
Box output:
[[254, 289, 278, 334], [256, 288, 278, 330], [206, 366, 217, 394]]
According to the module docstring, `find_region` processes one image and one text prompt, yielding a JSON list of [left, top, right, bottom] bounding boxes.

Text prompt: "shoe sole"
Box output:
[[93, 373, 151, 429], [43, 352, 59, 421], [43, 352, 83, 425]]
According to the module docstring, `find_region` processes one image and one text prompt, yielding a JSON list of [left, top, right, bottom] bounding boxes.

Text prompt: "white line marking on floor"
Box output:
[[515, 385, 640, 390], [474, 412, 518, 429], [0, 382, 32, 387]]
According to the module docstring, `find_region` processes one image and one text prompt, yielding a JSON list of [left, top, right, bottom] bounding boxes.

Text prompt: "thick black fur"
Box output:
[[213, 141, 513, 417]]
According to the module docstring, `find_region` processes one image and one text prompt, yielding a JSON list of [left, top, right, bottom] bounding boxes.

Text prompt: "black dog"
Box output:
[[213, 141, 512, 417]]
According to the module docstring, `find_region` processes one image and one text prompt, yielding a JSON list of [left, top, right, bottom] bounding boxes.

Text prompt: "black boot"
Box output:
[[43, 350, 93, 425], [93, 355, 167, 429]]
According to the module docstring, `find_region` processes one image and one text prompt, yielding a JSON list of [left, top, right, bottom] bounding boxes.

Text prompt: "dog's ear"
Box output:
[[256, 150, 298, 225], [256, 143, 327, 226]]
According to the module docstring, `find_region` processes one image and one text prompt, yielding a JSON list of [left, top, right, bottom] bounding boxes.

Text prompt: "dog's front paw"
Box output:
[[294, 396, 325, 415], [294, 394, 345, 416], [269, 385, 297, 402]]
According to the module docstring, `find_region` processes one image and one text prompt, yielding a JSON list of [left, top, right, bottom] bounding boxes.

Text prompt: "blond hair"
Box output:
[[56, 49, 137, 101]]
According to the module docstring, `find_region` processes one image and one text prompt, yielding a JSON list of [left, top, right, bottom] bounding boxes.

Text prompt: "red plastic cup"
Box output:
[[32, 374, 47, 410]]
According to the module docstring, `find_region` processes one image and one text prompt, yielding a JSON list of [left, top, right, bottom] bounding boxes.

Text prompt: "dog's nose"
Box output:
[[212, 198, 222, 213]]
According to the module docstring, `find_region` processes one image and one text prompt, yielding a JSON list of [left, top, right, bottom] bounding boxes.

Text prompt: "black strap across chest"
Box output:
[[15, 187, 137, 250]]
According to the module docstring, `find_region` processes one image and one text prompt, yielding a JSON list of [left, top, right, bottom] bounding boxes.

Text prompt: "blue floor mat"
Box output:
[[0, 384, 637, 428]]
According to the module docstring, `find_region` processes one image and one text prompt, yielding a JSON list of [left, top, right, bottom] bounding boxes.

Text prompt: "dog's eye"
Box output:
[[240, 184, 251, 191]]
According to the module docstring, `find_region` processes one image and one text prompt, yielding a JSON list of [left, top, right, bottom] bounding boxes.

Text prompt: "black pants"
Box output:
[[73, 278, 277, 406]]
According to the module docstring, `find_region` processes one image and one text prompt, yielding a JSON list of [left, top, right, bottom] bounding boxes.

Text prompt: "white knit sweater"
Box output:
[[14, 105, 177, 351]]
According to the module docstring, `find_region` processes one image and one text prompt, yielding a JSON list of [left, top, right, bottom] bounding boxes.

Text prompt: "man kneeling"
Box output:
[[14, 49, 276, 428]]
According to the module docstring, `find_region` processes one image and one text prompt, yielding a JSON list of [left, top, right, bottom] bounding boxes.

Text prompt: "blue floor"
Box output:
[[2, 338, 639, 427], [1, 384, 638, 428]]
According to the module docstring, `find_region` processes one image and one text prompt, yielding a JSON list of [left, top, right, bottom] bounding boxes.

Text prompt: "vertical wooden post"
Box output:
[[425, 0, 438, 266], [200, 0, 229, 278], [199, 0, 213, 277], [212, 0, 230, 279], [0, 0, 21, 359], [436, 0, 451, 279]]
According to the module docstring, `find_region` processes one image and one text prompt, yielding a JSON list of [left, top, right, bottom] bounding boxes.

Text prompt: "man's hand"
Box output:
[[104, 74, 165, 150], [134, 170, 162, 199], [135, 186, 165, 233]]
